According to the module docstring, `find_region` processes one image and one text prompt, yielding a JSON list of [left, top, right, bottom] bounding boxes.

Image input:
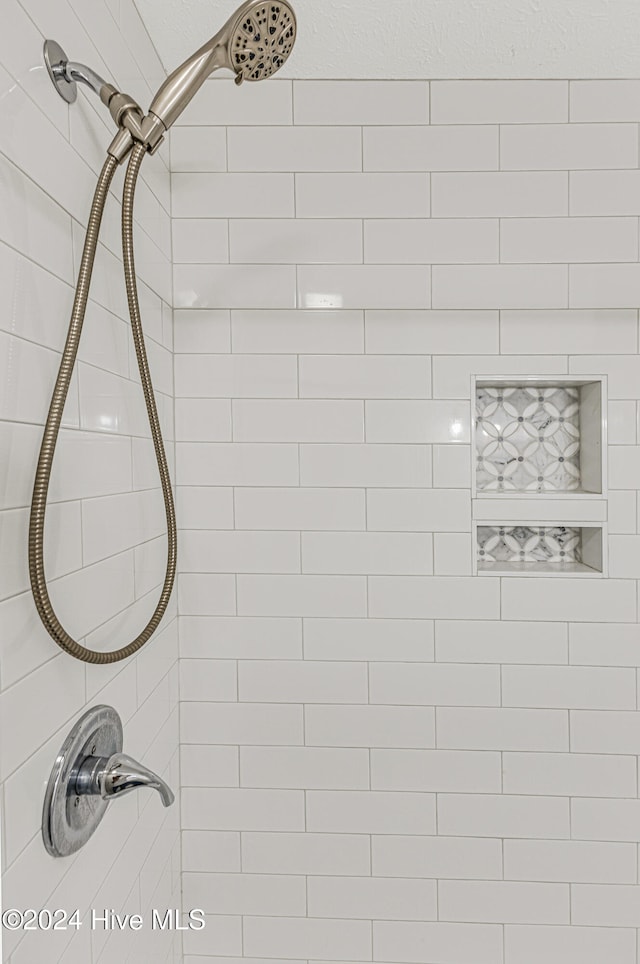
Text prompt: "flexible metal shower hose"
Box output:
[[28, 142, 177, 664]]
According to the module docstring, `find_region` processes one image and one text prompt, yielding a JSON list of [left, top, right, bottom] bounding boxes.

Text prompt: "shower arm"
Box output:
[[44, 40, 170, 163], [45, 32, 248, 164], [62, 61, 108, 97]]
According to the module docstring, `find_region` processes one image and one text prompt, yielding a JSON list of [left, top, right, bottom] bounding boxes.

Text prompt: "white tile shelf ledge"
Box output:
[[472, 375, 607, 498], [475, 523, 606, 577]]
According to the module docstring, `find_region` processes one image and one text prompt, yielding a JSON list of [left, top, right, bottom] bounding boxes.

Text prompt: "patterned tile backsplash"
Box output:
[[475, 385, 581, 492], [477, 525, 583, 565]]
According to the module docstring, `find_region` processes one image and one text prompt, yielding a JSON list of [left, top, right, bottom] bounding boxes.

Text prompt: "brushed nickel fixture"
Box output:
[[149, 0, 296, 131], [33, 3, 296, 665], [42, 0, 297, 162], [42, 705, 174, 858]]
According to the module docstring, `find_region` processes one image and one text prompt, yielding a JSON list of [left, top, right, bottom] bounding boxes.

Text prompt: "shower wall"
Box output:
[[0, 2, 180, 963], [172, 78, 640, 963]]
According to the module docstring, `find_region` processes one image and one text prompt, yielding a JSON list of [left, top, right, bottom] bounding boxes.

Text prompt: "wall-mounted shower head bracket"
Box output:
[[43, 39, 164, 163]]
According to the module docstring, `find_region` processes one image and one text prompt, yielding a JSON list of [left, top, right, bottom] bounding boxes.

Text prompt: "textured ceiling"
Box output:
[[134, 0, 640, 79]]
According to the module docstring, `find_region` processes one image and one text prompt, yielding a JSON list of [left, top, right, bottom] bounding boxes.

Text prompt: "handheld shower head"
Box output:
[[148, 0, 296, 131]]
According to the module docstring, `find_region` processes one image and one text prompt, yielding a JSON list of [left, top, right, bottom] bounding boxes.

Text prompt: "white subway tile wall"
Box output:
[[0, 3, 180, 963], [174, 76, 640, 964], [4, 23, 640, 963]]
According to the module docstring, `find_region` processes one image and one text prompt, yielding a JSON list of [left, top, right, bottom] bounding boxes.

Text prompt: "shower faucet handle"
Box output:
[[76, 751, 175, 807], [100, 753, 175, 807], [43, 705, 174, 858]]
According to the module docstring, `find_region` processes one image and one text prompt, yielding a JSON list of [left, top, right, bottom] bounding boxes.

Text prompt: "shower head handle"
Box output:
[[148, 0, 297, 131], [147, 26, 229, 133]]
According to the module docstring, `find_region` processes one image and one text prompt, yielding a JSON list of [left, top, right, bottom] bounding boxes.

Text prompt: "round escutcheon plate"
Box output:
[[42, 705, 123, 857], [43, 39, 78, 104]]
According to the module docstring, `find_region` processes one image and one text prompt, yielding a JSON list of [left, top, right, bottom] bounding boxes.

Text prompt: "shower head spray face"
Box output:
[[230, 2, 297, 83], [147, 0, 297, 131]]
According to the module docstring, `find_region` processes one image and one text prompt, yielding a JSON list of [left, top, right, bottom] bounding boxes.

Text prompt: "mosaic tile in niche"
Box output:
[[477, 525, 582, 565], [476, 386, 580, 493]]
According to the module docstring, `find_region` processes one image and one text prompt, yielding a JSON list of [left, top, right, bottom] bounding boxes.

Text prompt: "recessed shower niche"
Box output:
[[474, 523, 606, 576], [473, 376, 606, 497], [471, 375, 608, 577]]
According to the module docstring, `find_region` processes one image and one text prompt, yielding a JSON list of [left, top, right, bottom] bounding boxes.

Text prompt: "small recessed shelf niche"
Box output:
[[475, 523, 606, 577], [473, 376, 606, 497]]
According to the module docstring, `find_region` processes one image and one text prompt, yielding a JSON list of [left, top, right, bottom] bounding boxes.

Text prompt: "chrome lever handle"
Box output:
[[76, 752, 174, 807], [101, 753, 175, 807]]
